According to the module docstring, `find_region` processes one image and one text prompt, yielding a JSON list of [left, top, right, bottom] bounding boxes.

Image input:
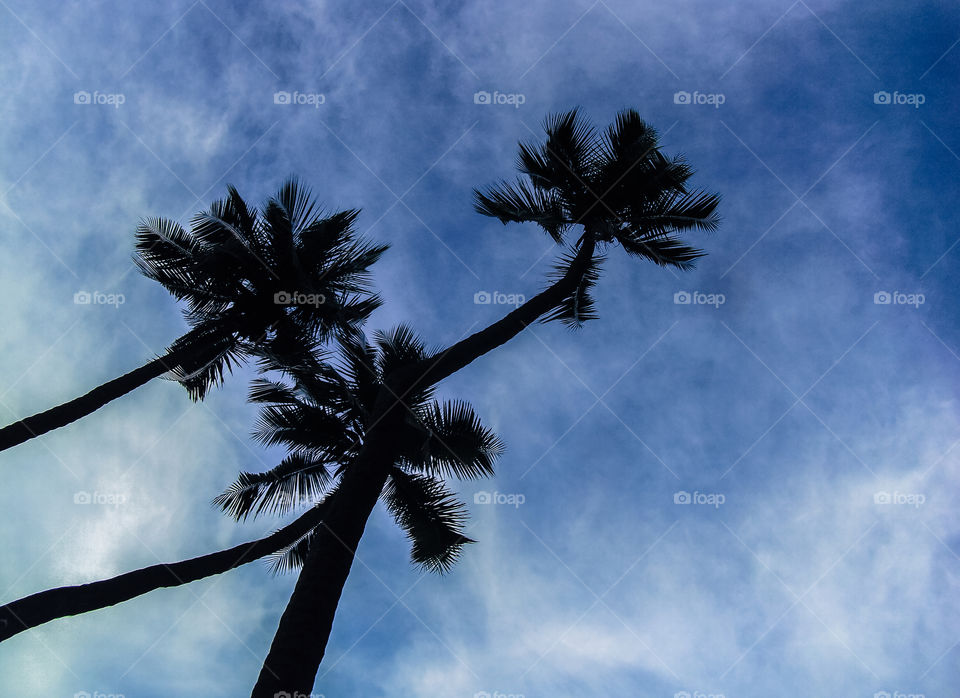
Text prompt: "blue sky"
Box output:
[[0, 1, 958, 696]]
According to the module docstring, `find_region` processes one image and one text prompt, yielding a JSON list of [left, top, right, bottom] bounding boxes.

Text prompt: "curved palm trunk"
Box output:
[[0, 343, 199, 453], [250, 422, 397, 697], [250, 238, 597, 695], [0, 501, 331, 643], [399, 236, 597, 390]]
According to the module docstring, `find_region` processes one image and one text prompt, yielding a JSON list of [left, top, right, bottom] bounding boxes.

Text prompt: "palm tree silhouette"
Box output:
[[250, 327, 503, 694], [0, 179, 387, 452], [0, 109, 721, 696], [224, 326, 502, 573], [252, 108, 721, 696]]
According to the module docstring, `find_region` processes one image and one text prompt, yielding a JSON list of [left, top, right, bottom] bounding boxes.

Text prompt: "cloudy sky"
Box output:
[[1, 0, 958, 696]]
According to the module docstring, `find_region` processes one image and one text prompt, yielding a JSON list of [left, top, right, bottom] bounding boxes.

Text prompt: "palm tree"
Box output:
[[251, 108, 721, 696], [0, 109, 720, 694], [237, 327, 503, 695], [0, 179, 387, 452], [0, 329, 502, 648]]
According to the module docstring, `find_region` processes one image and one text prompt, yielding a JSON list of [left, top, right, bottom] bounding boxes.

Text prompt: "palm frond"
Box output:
[[266, 527, 318, 574], [373, 324, 426, 364], [541, 249, 605, 328], [629, 190, 722, 236], [617, 235, 705, 270], [401, 400, 504, 480], [213, 453, 333, 521], [602, 109, 660, 164], [133, 217, 213, 292], [473, 179, 569, 242], [263, 488, 340, 574], [252, 402, 354, 457], [164, 320, 242, 400], [273, 176, 321, 237], [248, 378, 300, 405], [382, 468, 474, 574], [542, 108, 600, 178]]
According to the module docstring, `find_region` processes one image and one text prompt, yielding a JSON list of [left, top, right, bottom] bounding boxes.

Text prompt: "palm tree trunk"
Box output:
[[249, 239, 598, 695], [0, 343, 199, 452], [250, 421, 398, 697], [398, 236, 597, 391], [0, 500, 331, 643]]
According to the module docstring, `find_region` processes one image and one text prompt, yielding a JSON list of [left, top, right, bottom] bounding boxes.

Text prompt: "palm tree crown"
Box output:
[[135, 178, 388, 399], [214, 326, 504, 573], [474, 108, 721, 326]]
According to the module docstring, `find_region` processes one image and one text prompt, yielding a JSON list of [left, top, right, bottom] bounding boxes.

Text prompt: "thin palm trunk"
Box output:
[[400, 236, 597, 389], [0, 500, 331, 642], [250, 237, 598, 695], [0, 343, 201, 452]]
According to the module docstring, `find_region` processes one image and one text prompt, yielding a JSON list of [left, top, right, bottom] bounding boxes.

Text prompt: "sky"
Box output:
[[0, 0, 958, 696]]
